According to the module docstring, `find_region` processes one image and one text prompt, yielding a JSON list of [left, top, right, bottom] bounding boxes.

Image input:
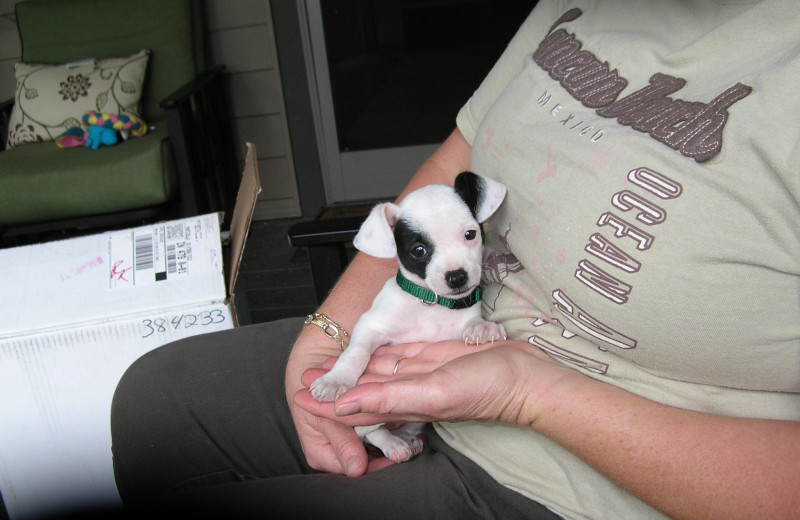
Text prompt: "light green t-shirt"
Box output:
[[441, 1, 800, 518]]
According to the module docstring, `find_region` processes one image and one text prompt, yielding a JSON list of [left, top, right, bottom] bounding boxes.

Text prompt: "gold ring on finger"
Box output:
[[393, 357, 406, 375]]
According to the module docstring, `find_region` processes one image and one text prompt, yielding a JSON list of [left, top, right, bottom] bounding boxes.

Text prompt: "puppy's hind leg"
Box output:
[[356, 424, 424, 463]]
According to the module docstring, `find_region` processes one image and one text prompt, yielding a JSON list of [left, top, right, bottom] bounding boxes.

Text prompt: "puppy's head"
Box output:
[[353, 172, 506, 298]]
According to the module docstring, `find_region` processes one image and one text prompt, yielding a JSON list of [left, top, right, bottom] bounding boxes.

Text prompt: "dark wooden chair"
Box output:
[[287, 216, 365, 304]]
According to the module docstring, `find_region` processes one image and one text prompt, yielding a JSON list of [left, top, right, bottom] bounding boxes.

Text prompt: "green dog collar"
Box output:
[[395, 271, 482, 310]]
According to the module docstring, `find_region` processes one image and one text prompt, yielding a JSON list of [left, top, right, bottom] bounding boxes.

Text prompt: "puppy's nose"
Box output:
[[445, 269, 468, 289]]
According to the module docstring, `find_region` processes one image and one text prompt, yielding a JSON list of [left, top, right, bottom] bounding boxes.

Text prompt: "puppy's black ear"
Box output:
[[454, 171, 507, 223], [454, 171, 482, 219]]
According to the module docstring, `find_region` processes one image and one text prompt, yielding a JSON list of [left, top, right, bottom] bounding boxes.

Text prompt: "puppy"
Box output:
[[309, 171, 507, 463]]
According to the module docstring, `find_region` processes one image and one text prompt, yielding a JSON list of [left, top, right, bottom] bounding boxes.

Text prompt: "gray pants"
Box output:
[[111, 318, 560, 519]]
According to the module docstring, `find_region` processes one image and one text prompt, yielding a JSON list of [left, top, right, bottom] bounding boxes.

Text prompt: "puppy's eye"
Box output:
[[464, 230, 478, 241], [411, 245, 428, 259]]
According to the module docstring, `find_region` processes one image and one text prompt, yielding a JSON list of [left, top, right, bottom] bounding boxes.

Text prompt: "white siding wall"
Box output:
[[0, 0, 300, 220]]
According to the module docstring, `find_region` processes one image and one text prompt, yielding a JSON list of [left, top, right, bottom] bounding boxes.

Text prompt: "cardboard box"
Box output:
[[0, 143, 262, 520]]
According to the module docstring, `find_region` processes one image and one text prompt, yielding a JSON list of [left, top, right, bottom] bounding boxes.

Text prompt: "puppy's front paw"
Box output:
[[309, 372, 357, 402], [463, 320, 506, 345]]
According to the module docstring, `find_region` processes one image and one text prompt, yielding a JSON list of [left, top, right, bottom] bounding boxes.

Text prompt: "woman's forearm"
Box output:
[[529, 368, 800, 520]]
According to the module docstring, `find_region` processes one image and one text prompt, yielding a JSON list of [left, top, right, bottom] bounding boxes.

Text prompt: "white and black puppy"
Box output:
[[310, 171, 507, 463]]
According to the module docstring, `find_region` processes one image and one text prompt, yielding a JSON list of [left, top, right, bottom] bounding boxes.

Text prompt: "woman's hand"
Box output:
[[285, 327, 373, 477], [295, 339, 573, 429], [288, 393, 368, 474]]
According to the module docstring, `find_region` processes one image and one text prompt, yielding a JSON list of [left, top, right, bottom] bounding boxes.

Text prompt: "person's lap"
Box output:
[[111, 318, 559, 519]]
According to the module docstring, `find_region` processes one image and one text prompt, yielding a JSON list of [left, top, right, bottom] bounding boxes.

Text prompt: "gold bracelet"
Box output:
[[304, 312, 349, 350]]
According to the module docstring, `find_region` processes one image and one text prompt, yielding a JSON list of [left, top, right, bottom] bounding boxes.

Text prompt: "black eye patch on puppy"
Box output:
[[393, 217, 434, 281]]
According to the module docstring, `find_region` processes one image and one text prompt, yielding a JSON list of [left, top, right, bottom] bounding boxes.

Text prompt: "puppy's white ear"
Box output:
[[352, 203, 399, 258], [454, 171, 507, 223]]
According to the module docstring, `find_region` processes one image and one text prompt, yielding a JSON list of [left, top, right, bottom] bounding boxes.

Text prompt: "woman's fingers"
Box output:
[[296, 380, 434, 427], [366, 339, 501, 375], [316, 340, 505, 378], [323, 419, 370, 477], [290, 405, 369, 476]]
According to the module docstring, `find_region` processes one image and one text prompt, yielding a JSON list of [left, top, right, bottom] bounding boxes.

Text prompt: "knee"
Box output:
[[110, 341, 199, 506], [113, 345, 174, 415], [111, 338, 198, 437]]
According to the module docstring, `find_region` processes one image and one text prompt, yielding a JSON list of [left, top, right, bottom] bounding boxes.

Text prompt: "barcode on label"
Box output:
[[135, 234, 154, 271], [167, 244, 177, 275]]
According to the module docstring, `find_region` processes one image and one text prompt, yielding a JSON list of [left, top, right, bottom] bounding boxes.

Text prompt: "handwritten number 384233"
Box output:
[[141, 310, 226, 338]]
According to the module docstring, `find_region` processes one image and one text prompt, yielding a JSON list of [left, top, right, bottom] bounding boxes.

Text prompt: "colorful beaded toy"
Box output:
[[56, 110, 148, 149]]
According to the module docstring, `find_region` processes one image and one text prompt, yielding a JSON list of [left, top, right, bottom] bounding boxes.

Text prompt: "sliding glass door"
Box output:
[[300, 0, 534, 203]]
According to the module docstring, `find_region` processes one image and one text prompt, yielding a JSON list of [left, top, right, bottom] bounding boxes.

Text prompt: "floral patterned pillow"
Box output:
[[6, 49, 149, 148]]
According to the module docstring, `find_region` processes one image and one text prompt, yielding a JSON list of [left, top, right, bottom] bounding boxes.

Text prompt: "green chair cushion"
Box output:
[[16, 0, 197, 121], [0, 125, 176, 226]]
